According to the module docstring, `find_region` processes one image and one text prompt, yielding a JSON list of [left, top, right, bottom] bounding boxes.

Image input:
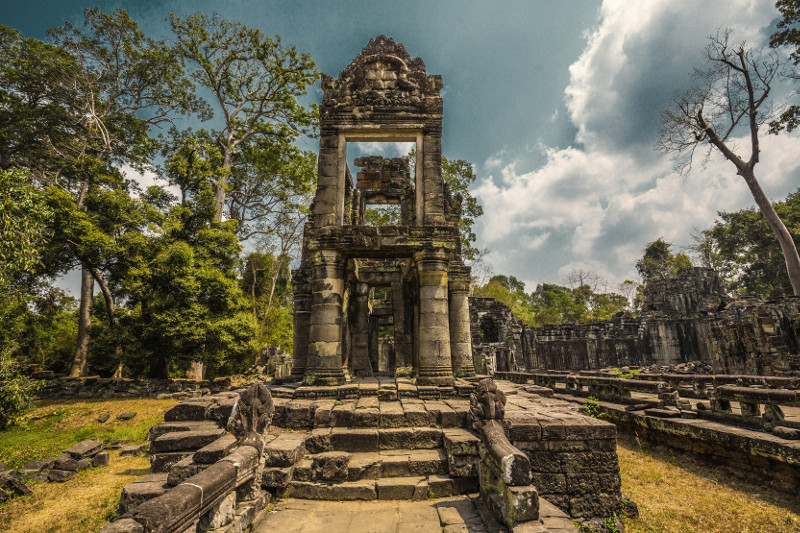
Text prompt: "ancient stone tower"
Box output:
[[291, 36, 475, 385]]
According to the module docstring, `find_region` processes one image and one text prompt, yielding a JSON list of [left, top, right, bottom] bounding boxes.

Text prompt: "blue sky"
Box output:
[[3, 0, 799, 293]]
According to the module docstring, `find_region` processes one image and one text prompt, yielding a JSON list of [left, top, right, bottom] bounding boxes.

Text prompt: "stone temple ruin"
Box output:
[[290, 35, 474, 386], [85, 36, 800, 533]]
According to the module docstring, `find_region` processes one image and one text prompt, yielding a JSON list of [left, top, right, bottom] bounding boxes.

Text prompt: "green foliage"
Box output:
[[702, 188, 800, 297], [364, 205, 401, 226], [474, 274, 630, 327], [0, 169, 53, 288], [636, 238, 693, 282], [583, 396, 605, 419], [0, 356, 43, 429], [609, 368, 641, 379], [442, 156, 484, 261]]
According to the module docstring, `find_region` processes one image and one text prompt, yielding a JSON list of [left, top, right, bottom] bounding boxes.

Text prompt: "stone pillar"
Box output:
[[422, 131, 446, 224], [415, 249, 454, 385], [289, 268, 311, 380], [312, 133, 341, 228], [350, 282, 372, 376], [449, 276, 475, 377], [305, 250, 346, 385]]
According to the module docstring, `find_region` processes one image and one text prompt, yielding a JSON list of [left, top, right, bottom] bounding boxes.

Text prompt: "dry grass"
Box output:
[[0, 452, 150, 533], [0, 397, 178, 532], [618, 437, 800, 533]]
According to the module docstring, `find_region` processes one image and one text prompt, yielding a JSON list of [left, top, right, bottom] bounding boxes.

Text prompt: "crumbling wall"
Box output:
[[471, 268, 800, 376]]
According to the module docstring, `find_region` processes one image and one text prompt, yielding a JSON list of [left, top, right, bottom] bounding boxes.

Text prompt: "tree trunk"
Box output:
[[742, 169, 800, 296], [69, 266, 93, 377]]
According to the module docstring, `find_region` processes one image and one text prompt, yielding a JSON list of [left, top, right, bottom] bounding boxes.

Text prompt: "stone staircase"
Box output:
[[263, 396, 481, 502]]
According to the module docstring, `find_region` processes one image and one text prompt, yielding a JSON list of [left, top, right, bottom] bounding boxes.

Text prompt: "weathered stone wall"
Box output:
[[471, 268, 800, 376]]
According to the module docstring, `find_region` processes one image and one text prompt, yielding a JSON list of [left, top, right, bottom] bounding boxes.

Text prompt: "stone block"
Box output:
[[306, 428, 332, 453], [428, 474, 478, 498], [199, 491, 236, 530], [408, 449, 447, 476], [379, 402, 406, 427], [380, 452, 411, 476], [331, 401, 356, 427], [193, 434, 237, 464], [313, 400, 336, 427], [151, 429, 226, 453], [262, 466, 294, 488], [330, 428, 378, 452], [311, 451, 351, 481], [443, 429, 480, 456], [127, 483, 203, 531], [147, 421, 221, 441], [151, 452, 193, 473], [119, 478, 168, 513], [376, 476, 426, 500], [402, 402, 434, 427], [164, 401, 211, 422], [264, 433, 306, 466], [347, 452, 381, 481], [447, 454, 477, 477], [354, 407, 380, 427], [92, 451, 110, 467], [167, 457, 208, 487], [64, 439, 104, 459]]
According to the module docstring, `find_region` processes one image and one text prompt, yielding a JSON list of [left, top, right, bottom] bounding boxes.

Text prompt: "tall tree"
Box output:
[[656, 31, 800, 295], [168, 13, 318, 222], [45, 8, 199, 376]]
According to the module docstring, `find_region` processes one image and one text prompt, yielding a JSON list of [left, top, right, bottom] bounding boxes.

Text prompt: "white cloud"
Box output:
[[120, 164, 180, 198], [473, 0, 800, 288]]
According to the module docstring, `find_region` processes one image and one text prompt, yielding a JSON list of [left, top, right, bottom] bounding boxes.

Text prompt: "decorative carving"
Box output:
[[227, 383, 274, 442], [321, 35, 442, 108], [469, 378, 507, 423]]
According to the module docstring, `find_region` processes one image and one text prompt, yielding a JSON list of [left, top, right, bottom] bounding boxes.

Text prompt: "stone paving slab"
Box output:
[[254, 496, 482, 533]]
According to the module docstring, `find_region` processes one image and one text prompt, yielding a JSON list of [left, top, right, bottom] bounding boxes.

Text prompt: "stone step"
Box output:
[[281, 474, 478, 501], [291, 449, 450, 483], [273, 398, 471, 429], [306, 426, 457, 454]]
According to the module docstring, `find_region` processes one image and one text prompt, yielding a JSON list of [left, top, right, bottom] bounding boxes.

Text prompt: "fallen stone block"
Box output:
[[48, 469, 76, 482], [773, 426, 800, 440], [97, 518, 145, 533], [64, 438, 105, 459], [116, 412, 137, 421], [120, 444, 146, 457], [92, 451, 110, 467]]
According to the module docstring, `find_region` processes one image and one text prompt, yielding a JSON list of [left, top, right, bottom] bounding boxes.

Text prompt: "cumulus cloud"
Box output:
[[474, 0, 800, 288]]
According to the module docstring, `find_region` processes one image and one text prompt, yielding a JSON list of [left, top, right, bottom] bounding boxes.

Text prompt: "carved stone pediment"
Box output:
[[322, 35, 442, 108]]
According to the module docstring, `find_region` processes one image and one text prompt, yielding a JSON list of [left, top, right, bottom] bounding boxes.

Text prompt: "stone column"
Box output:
[[289, 268, 311, 380], [305, 250, 346, 385], [350, 282, 372, 376], [449, 275, 475, 377], [415, 249, 454, 385], [312, 133, 341, 228]]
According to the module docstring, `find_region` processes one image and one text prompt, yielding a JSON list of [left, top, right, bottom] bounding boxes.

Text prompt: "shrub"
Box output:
[[0, 355, 43, 429]]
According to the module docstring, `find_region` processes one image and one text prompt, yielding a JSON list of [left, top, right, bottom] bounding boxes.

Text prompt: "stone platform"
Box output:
[[262, 378, 625, 532]]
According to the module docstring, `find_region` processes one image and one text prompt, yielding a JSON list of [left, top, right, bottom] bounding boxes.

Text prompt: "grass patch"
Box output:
[[0, 451, 151, 533], [618, 436, 800, 532], [0, 397, 178, 532], [0, 397, 177, 468]]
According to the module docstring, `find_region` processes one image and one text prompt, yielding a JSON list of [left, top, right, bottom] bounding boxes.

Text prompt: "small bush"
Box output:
[[583, 395, 605, 419], [0, 356, 44, 429]]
